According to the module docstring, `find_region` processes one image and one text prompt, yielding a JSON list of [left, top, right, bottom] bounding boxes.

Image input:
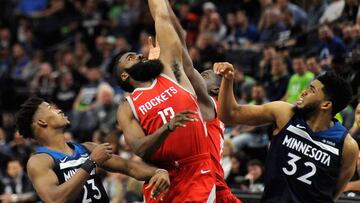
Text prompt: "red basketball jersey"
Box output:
[[207, 97, 225, 163], [206, 97, 230, 193], [126, 73, 208, 163]]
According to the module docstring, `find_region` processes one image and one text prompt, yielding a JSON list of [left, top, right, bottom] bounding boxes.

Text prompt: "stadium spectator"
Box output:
[[0, 159, 36, 203], [285, 56, 314, 103]]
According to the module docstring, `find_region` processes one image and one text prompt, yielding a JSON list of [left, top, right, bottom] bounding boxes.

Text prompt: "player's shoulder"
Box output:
[[117, 98, 136, 122], [265, 101, 294, 132], [27, 153, 54, 172], [118, 98, 131, 113], [343, 134, 359, 158]]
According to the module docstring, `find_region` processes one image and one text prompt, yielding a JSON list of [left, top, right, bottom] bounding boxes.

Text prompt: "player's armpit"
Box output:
[[27, 154, 89, 203], [334, 134, 359, 199]]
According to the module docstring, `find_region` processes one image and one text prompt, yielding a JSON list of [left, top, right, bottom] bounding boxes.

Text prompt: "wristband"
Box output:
[[81, 158, 96, 174], [155, 169, 168, 174], [167, 122, 174, 132]]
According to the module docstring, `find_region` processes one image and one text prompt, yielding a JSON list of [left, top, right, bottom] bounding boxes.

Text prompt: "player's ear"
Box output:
[[321, 101, 332, 111], [37, 119, 48, 128], [121, 72, 129, 81]]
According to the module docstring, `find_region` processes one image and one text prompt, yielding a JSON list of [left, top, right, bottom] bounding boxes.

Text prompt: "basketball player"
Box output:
[[214, 62, 359, 202], [116, 0, 215, 202], [147, 2, 241, 198], [16, 97, 170, 203]]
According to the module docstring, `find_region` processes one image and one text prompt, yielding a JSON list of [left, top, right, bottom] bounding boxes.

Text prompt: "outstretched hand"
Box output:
[[168, 110, 198, 131], [213, 62, 235, 80], [148, 36, 161, 60], [89, 143, 113, 166], [145, 169, 170, 201]]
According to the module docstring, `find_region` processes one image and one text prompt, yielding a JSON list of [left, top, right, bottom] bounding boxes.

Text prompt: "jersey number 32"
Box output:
[[282, 152, 317, 185]]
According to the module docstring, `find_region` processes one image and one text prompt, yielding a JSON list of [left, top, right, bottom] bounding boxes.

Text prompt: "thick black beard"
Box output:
[[117, 77, 135, 93], [292, 103, 319, 120], [125, 59, 164, 82]]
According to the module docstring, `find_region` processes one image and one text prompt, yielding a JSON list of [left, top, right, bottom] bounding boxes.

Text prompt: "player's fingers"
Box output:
[[160, 188, 170, 201], [154, 183, 166, 200], [213, 66, 220, 73], [225, 70, 234, 79], [176, 111, 196, 119], [178, 110, 196, 114], [159, 179, 170, 193], [105, 149, 113, 155], [148, 36, 154, 48], [101, 143, 111, 147], [151, 178, 162, 198], [155, 36, 159, 47], [153, 180, 165, 197], [145, 179, 154, 190], [180, 116, 197, 122], [174, 123, 182, 128]]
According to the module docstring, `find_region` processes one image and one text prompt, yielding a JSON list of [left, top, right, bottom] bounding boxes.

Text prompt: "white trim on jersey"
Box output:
[[206, 184, 216, 203], [126, 96, 139, 121], [209, 96, 217, 111], [159, 73, 197, 98], [59, 157, 88, 170], [287, 125, 340, 156]]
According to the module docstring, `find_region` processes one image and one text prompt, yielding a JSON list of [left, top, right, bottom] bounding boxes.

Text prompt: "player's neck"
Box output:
[[40, 129, 72, 153], [133, 80, 153, 89], [306, 112, 332, 132]]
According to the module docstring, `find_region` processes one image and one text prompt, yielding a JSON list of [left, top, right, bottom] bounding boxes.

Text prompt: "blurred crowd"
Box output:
[[1, 0, 360, 202]]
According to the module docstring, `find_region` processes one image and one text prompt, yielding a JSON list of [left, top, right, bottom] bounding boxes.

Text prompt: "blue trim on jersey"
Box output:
[[314, 121, 347, 143], [35, 143, 90, 163]]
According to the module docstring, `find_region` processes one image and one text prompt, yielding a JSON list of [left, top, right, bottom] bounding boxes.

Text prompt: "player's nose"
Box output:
[[137, 54, 144, 60]]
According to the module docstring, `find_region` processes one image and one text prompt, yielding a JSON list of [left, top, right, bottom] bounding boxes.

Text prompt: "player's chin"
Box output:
[[295, 99, 305, 107], [64, 119, 71, 127]]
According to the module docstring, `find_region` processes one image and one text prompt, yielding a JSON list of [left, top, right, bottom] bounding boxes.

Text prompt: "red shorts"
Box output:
[[143, 153, 216, 203], [216, 188, 242, 203]]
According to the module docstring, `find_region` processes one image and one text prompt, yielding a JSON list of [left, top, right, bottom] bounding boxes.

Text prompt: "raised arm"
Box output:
[[214, 62, 293, 131], [334, 135, 359, 199], [147, 1, 215, 120], [117, 101, 197, 158], [147, 0, 195, 95]]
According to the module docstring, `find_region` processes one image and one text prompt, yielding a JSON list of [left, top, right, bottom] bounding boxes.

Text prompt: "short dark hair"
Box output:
[[247, 159, 263, 169], [317, 72, 352, 116], [16, 97, 44, 138]]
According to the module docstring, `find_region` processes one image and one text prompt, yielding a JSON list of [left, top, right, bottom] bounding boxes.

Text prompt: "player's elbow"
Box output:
[[155, 12, 171, 23], [134, 149, 146, 159], [218, 109, 235, 124], [41, 195, 68, 203], [132, 146, 148, 159]]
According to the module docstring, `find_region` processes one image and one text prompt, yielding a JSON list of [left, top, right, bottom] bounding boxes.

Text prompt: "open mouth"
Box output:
[[296, 98, 304, 105]]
